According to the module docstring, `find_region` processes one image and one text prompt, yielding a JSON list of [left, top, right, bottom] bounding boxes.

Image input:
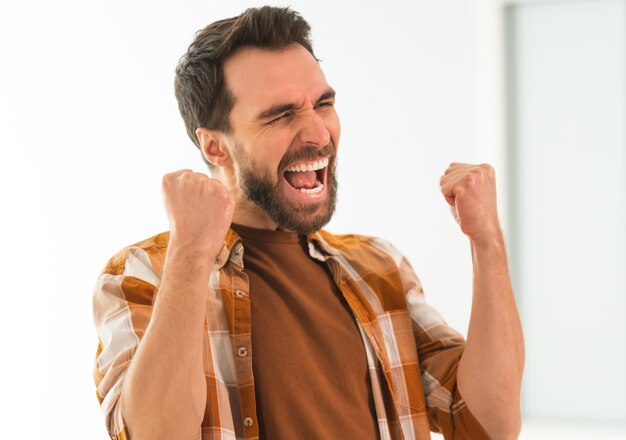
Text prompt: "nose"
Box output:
[[296, 109, 331, 148]]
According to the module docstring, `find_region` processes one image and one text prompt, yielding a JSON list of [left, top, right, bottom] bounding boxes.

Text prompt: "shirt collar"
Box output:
[[213, 227, 338, 270], [213, 228, 244, 270]]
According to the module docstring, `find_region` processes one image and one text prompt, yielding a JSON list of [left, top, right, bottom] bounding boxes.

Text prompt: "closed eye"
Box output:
[[267, 101, 334, 125], [267, 113, 292, 125], [316, 101, 334, 108]]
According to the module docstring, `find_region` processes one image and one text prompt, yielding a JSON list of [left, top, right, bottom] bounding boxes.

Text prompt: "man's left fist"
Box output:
[[439, 163, 501, 241]]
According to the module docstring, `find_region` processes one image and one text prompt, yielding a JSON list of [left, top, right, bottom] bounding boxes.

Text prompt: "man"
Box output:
[[93, 6, 524, 440]]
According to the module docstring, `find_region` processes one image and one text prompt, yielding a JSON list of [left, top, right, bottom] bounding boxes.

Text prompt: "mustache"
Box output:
[[278, 143, 336, 172]]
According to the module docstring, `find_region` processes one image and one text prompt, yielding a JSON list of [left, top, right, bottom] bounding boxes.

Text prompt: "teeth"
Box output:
[[287, 157, 329, 172], [299, 180, 324, 194]]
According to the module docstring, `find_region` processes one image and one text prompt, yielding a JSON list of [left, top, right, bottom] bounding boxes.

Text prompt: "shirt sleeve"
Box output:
[[396, 246, 492, 439], [92, 246, 160, 440]]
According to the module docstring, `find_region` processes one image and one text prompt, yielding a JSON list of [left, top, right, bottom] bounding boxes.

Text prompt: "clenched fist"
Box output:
[[162, 169, 234, 259], [439, 163, 500, 242]]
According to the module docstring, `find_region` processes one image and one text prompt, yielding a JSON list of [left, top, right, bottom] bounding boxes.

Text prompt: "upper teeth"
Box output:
[[286, 157, 329, 172]]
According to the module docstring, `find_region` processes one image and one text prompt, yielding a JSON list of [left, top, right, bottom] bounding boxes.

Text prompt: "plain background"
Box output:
[[0, 0, 624, 438]]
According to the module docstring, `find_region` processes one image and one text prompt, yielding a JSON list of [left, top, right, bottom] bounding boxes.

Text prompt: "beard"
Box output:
[[233, 142, 338, 235]]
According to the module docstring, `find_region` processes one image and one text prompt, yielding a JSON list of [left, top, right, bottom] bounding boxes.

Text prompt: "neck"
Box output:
[[232, 194, 279, 230]]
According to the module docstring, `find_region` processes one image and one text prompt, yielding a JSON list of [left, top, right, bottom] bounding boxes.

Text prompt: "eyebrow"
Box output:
[[255, 88, 336, 121]]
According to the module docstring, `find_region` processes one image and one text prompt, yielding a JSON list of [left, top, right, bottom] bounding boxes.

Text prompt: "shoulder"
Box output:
[[94, 231, 170, 308], [101, 231, 170, 282], [315, 230, 414, 310], [315, 229, 405, 267]]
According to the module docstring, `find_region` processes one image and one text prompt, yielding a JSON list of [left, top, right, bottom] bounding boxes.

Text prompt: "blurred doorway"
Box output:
[[506, 0, 625, 423]]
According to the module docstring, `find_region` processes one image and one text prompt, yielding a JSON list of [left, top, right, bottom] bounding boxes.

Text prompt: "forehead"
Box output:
[[223, 44, 330, 117]]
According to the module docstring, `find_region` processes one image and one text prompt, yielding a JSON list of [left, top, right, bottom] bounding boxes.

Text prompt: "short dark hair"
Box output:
[[174, 6, 317, 168]]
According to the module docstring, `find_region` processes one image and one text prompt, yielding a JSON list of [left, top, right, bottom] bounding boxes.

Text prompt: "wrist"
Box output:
[[167, 233, 224, 265], [468, 223, 505, 251]]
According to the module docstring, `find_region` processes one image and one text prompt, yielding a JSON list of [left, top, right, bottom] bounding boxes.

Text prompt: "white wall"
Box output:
[[0, 0, 515, 438]]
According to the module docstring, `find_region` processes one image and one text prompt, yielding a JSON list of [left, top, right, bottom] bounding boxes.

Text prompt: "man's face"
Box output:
[[223, 43, 341, 234]]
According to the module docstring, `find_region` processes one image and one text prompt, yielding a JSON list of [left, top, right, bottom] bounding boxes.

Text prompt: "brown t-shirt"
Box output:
[[231, 223, 380, 440]]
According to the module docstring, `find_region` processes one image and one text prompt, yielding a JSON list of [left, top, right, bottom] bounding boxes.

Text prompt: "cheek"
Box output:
[[263, 139, 292, 174]]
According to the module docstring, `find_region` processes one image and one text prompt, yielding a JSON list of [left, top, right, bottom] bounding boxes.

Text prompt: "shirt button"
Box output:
[[237, 347, 248, 357], [243, 417, 254, 428], [235, 289, 247, 298]]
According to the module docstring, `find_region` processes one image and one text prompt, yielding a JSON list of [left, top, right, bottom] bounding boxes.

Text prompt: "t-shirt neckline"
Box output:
[[231, 223, 303, 244]]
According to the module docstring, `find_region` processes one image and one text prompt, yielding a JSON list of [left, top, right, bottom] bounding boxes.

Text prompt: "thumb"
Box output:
[[444, 194, 455, 206]]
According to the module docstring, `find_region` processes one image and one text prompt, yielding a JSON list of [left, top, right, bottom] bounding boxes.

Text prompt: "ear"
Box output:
[[195, 127, 234, 167]]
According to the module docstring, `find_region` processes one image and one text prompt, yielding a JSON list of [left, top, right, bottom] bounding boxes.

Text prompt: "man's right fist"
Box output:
[[162, 169, 235, 259]]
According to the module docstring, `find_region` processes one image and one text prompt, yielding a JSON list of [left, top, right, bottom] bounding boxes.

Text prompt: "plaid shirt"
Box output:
[[93, 228, 490, 439]]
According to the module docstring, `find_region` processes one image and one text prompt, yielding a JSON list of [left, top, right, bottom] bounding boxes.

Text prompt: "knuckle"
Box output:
[[480, 163, 494, 174], [175, 168, 193, 177], [207, 178, 221, 190], [469, 169, 482, 179], [163, 170, 182, 182]]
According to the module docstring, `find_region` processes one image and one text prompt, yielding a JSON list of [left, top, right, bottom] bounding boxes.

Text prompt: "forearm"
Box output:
[[120, 240, 214, 439], [457, 229, 525, 439]]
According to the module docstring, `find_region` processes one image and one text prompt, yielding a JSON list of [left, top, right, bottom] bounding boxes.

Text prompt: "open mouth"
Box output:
[[282, 157, 329, 196]]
